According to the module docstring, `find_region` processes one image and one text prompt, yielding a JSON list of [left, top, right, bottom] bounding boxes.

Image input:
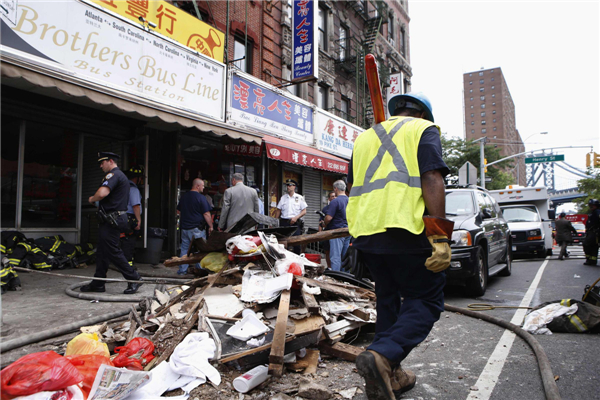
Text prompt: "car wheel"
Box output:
[[498, 241, 512, 277], [466, 246, 488, 297]]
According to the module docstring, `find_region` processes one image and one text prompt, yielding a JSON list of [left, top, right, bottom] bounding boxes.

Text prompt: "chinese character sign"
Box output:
[[92, 0, 225, 62], [229, 74, 314, 144], [292, 0, 317, 81], [316, 110, 363, 159], [386, 73, 402, 118]]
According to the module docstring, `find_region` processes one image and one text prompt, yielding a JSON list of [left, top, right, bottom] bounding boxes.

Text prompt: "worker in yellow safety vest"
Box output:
[[347, 92, 454, 399]]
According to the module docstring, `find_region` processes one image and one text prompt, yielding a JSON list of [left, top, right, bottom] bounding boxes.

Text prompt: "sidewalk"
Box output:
[[0, 262, 183, 367]]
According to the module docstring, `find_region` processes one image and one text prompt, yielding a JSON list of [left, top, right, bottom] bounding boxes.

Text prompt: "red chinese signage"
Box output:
[[223, 143, 262, 157], [264, 136, 348, 174]]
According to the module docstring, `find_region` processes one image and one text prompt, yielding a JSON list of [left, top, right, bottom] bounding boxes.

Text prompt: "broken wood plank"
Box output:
[[163, 253, 209, 267], [324, 319, 366, 340], [280, 227, 349, 247], [301, 290, 320, 314], [295, 276, 357, 299], [351, 308, 371, 321], [292, 315, 325, 336], [302, 349, 320, 375], [318, 341, 364, 362], [130, 305, 144, 327], [219, 335, 296, 363], [268, 289, 292, 376], [125, 312, 136, 345], [146, 312, 198, 370]]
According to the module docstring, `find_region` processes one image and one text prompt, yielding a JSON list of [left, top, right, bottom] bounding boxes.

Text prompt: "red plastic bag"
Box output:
[[1, 351, 83, 400], [113, 338, 155, 371], [65, 355, 113, 399]]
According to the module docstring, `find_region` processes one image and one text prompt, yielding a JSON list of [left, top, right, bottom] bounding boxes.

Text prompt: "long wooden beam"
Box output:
[[280, 227, 350, 247]]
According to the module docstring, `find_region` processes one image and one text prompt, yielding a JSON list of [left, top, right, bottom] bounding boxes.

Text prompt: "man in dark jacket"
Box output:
[[555, 213, 577, 260]]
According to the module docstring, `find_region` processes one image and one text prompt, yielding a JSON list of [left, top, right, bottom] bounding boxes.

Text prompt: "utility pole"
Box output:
[[472, 137, 487, 188]]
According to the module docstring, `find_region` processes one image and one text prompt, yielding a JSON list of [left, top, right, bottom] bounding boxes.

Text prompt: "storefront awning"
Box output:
[[0, 61, 262, 144], [263, 135, 349, 174]]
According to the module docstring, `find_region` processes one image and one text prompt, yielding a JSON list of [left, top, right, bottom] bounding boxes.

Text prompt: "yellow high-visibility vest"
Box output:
[[347, 116, 439, 238]]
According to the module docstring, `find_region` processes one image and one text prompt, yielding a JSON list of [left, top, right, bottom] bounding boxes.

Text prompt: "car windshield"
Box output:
[[502, 206, 540, 222], [445, 191, 475, 215], [573, 223, 585, 230]]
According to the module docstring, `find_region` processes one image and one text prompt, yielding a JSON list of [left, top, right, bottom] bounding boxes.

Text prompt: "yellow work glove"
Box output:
[[423, 216, 455, 273]]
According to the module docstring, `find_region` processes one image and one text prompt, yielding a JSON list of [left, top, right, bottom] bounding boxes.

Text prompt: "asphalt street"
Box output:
[[396, 244, 600, 400]]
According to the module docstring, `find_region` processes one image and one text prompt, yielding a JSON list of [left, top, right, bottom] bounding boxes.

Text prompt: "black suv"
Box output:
[[445, 186, 512, 296]]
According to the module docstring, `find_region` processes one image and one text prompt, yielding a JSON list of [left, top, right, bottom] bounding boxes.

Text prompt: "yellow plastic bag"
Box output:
[[200, 252, 228, 272], [65, 333, 110, 358]]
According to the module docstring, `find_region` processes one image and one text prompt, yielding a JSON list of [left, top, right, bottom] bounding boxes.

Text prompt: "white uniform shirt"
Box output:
[[277, 193, 307, 219]]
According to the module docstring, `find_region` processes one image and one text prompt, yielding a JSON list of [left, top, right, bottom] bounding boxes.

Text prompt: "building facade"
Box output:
[[1, 0, 412, 259], [463, 67, 526, 186]]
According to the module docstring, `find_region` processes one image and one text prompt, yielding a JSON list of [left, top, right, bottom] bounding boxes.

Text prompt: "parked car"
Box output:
[[445, 186, 512, 297], [572, 222, 586, 245]]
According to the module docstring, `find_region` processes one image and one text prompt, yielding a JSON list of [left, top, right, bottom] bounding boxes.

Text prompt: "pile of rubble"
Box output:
[[1, 214, 375, 400]]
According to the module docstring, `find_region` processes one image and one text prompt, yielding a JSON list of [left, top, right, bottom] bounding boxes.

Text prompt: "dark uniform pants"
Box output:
[[583, 230, 599, 265], [360, 252, 446, 365], [280, 218, 303, 254], [92, 214, 140, 288], [120, 214, 140, 269]]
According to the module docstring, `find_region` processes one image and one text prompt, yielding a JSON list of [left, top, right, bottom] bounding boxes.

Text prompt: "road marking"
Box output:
[[466, 257, 549, 400]]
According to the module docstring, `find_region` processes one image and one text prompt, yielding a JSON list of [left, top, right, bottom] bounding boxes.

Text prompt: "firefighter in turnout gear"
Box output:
[[81, 152, 143, 294], [120, 165, 144, 270], [347, 92, 452, 399], [583, 199, 600, 266]]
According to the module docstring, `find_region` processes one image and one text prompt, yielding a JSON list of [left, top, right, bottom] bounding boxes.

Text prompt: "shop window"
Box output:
[[21, 122, 79, 228], [234, 36, 253, 74], [1, 117, 20, 228]]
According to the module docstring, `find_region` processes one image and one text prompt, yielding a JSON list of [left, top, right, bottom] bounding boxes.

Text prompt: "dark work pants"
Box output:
[[583, 232, 599, 265], [361, 252, 446, 365], [92, 215, 140, 288], [120, 214, 141, 269], [279, 218, 303, 254]]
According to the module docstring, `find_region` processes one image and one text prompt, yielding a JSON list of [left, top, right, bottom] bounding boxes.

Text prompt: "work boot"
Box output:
[[80, 284, 106, 293], [356, 350, 396, 400], [391, 366, 416, 396], [558, 257, 563, 260], [124, 281, 143, 294]]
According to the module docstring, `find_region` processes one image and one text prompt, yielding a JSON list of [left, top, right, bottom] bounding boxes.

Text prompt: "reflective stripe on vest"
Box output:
[[348, 117, 438, 237]]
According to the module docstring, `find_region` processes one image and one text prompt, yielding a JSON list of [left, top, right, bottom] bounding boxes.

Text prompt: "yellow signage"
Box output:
[[91, 0, 224, 62]]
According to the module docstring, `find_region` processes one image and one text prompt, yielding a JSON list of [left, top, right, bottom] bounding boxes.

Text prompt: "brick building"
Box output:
[[463, 67, 526, 186]]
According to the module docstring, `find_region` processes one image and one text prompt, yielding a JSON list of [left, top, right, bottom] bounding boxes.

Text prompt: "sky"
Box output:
[[408, 1, 599, 190]]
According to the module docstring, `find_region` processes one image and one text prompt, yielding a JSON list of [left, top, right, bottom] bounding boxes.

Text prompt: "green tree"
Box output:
[[575, 169, 600, 213], [441, 134, 515, 190]]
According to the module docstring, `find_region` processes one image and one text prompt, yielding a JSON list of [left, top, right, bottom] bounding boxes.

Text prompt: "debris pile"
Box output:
[[1, 216, 373, 399]]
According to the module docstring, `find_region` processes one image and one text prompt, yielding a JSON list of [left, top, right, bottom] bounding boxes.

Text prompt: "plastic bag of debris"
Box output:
[[200, 252, 228, 272], [65, 333, 110, 358]]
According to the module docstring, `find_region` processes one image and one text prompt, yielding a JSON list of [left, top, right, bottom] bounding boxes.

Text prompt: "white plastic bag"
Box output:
[[274, 259, 305, 277], [14, 385, 84, 400], [226, 235, 261, 255]]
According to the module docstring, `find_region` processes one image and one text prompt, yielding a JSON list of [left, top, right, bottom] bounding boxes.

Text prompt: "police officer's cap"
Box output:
[[98, 152, 120, 163], [285, 179, 298, 187]]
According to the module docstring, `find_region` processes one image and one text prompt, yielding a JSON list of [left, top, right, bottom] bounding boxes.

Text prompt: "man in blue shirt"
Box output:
[[120, 166, 143, 271], [324, 180, 350, 271], [177, 179, 213, 275]]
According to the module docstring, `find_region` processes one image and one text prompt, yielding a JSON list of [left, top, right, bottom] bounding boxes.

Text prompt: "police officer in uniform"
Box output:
[[583, 199, 600, 266], [81, 152, 143, 294], [275, 179, 307, 254], [120, 166, 144, 271], [347, 92, 453, 399]]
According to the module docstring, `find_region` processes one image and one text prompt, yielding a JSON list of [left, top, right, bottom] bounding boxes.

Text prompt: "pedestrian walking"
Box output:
[[218, 173, 259, 231], [120, 166, 143, 270], [324, 181, 350, 271], [82, 152, 143, 294], [554, 212, 576, 260], [275, 179, 307, 254], [583, 199, 600, 266], [177, 179, 213, 275], [346, 92, 453, 399]]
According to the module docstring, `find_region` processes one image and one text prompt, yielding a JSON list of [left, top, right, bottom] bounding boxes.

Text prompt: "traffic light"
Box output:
[[586, 152, 600, 168], [484, 158, 488, 173]]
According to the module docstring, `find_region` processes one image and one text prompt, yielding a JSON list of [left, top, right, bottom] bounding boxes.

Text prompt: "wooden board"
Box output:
[[292, 315, 325, 336], [280, 227, 349, 247], [302, 349, 320, 375], [318, 341, 364, 362], [295, 276, 357, 299], [301, 290, 320, 314], [268, 289, 292, 376]]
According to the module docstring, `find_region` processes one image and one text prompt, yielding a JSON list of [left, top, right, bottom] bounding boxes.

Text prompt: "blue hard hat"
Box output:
[[388, 92, 434, 122]]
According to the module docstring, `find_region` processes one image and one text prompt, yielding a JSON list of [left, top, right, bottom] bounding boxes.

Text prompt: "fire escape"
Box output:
[[334, 0, 387, 128]]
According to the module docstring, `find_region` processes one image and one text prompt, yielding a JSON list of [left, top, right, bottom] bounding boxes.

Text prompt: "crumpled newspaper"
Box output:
[[522, 303, 578, 335]]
